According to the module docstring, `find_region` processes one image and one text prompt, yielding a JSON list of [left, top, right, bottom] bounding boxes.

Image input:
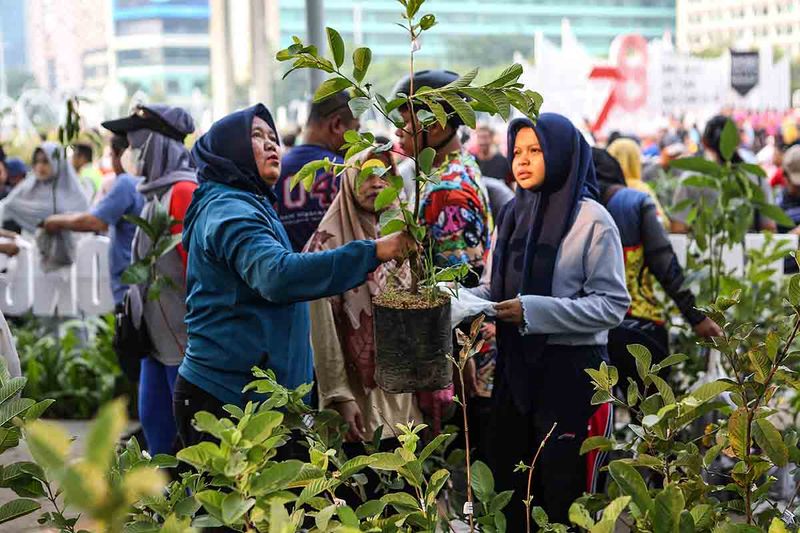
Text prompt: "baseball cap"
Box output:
[[102, 104, 194, 142], [783, 145, 800, 186]]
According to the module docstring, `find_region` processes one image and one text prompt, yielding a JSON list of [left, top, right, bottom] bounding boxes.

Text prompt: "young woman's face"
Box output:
[[32, 149, 52, 180], [251, 115, 281, 186], [355, 154, 392, 212], [512, 127, 546, 190]]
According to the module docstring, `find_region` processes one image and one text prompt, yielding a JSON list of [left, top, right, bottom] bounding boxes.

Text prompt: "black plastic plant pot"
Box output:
[[373, 299, 453, 393]]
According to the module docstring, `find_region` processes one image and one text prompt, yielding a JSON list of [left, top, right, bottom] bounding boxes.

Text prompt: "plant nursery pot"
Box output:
[[373, 297, 453, 393]]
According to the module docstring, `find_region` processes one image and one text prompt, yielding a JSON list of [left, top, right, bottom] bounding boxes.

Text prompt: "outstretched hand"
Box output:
[[375, 231, 417, 263]]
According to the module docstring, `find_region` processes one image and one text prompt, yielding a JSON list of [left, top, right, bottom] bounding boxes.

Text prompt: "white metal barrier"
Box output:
[[0, 235, 114, 317]]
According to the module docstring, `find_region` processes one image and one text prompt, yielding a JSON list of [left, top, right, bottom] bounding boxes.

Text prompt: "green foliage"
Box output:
[[275, 0, 542, 293], [14, 314, 122, 419], [569, 283, 800, 531], [123, 201, 183, 300], [0, 359, 53, 526]]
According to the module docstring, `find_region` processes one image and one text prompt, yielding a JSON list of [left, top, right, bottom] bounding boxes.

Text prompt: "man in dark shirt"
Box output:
[[474, 124, 510, 182], [275, 91, 360, 251]]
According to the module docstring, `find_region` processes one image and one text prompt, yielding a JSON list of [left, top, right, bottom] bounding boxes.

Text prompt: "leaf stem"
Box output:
[[525, 422, 557, 533]]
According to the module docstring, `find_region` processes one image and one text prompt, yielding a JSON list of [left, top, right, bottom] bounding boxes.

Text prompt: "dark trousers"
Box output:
[[489, 345, 605, 529], [607, 319, 669, 388]]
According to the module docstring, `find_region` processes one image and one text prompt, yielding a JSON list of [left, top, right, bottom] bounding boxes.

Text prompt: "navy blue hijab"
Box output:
[[490, 113, 598, 412], [191, 104, 279, 199]]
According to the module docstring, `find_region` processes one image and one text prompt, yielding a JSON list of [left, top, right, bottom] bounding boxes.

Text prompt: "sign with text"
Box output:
[[0, 236, 114, 317], [730, 50, 760, 97]]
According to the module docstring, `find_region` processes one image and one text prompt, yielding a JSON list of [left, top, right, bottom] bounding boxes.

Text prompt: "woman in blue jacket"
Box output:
[[174, 104, 413, 447]]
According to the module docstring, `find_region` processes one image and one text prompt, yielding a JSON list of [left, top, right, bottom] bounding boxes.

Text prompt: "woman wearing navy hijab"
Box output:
[[475, 114, 629, 525], [175, 104, 414, 448]]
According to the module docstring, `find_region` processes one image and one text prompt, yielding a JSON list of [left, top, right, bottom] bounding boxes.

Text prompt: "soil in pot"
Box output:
[[373, 289, 452, 393]]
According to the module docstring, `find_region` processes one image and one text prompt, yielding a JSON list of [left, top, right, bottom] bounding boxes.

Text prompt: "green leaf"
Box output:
[[580, 436, 614, 455], [756, 202, 796, 228], [702, 442, 723, 468], [679, 510, 695, 533], [487, 64, 523, 88], [241, 410, 283, 444], [380, 218, 406, 236], [753, 418, 788, 467], [690, 504, 713, 529], [0, 498, 40, 524], [425, 469, 449, 507], [337, 505, 359, 527], [315, 504, 336, 530], [448, 68, 478, 88], [221, 493, 255, 525], [369, 452, 406, 471], [352, 47, 372, 83], [419, 13, 436, 30], [720, 118, 738, 162], [608, 461, 654, 515], [627, 344, 651, 381], [654, 353, 688, 370], [121, 262, 150, 286], [176, 441, 222, 470], [86, 399, 127, 470], [591, 496, 631, 533], [490, 490, 514, 513], [441, 92, 476, 128], [314, 77, 353, 103], [670, 157, 722, 176], [21, 399, 53, 423], [339, 455, 377, 478], [681, 175, 719, 189], [326, 27, 345, 67], [569, 502, 595, 529], [471, 460, 494, 503], [419, 432, 450, 462], [790, 274, 800, 306], [532, 506, 549, 527], [380, 492, 419, 511], [418, 146, 436, 175], [355, 499, 386, 519], [251, 460, 304, 495], [347, 96, 372, 119], [374, 186, 400, 212], [690, 380, 734, 403], [0, 377, 26, 406], [24, 421, 70, 473], [747, 348, 771, 384], [461, 88, 498, 114], [195, 491, 225, 521], [651, 375, 676, 405], [654, 485, 684, 533], [739, 162, 767, 178], [766, 332, 781, 362], [487, 90, 511, 119], [728, 407, 749, 459], [426, 99, 448, 128]]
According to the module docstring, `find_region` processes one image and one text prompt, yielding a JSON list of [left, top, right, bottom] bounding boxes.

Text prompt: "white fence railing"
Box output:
[[0, 234, 796, 318]]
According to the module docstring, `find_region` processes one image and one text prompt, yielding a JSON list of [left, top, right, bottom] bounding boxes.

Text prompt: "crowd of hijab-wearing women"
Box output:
[[0, 68, 729, 527]]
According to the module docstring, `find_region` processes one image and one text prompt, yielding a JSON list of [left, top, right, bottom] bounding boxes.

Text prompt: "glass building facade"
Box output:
[[277, 0, 676, 58], [112, 0, 210, 104]]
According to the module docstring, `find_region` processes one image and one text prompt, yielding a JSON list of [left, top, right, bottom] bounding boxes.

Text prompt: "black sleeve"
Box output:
[[640, 202, 706, 326]]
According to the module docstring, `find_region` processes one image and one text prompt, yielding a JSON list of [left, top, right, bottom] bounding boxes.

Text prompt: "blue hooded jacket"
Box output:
[[180, 104, 380, 406]]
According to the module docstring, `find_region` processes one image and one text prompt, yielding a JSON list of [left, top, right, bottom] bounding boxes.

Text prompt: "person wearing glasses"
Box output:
[[274, 91, 361, 252]]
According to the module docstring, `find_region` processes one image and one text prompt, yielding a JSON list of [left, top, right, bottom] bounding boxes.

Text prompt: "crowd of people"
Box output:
[[2, 73, 800, 528]]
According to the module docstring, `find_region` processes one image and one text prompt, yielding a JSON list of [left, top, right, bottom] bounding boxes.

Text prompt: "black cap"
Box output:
[[102, 104, 194, 142]]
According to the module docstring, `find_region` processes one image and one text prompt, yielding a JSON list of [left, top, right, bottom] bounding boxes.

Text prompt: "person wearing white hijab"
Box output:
[[0, 142, 90, 271]]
